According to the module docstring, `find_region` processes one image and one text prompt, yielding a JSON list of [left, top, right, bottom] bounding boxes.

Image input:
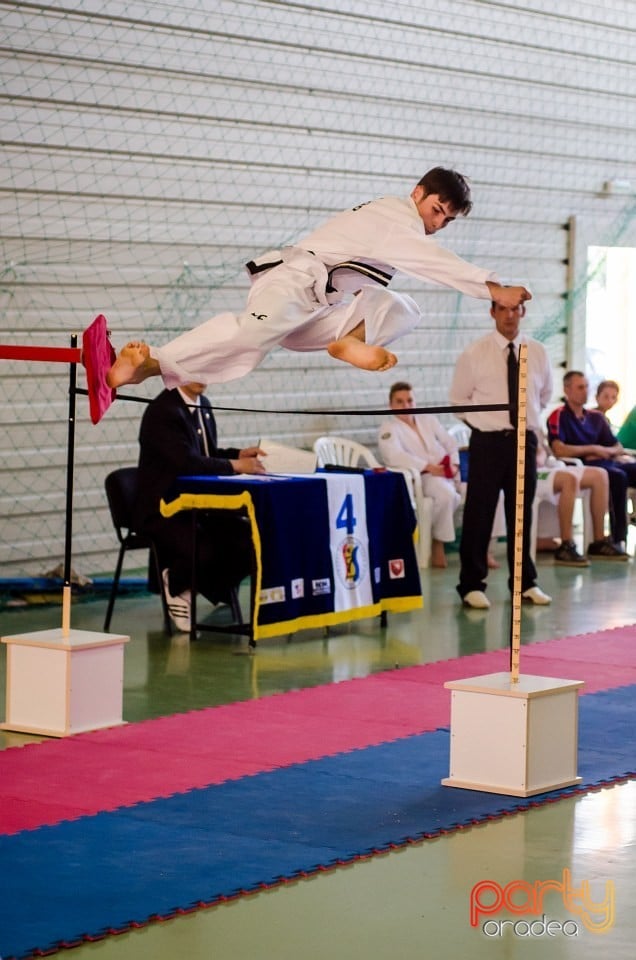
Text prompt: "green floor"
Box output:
[[2, 540, 635, 959]]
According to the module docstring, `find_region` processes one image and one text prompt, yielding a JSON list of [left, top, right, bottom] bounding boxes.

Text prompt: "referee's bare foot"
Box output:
[[106, 341, 159, 387], [327, 336, 397, 372]]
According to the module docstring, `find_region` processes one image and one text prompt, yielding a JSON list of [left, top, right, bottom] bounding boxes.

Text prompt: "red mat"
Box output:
[[2, 625, 635, 835]]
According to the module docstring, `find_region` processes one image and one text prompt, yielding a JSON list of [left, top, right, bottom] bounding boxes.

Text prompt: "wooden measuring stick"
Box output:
[[510, 343, 528, 683]]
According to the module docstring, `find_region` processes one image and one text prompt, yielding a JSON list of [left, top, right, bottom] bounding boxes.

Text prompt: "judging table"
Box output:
[[160, 470, 423, 643]]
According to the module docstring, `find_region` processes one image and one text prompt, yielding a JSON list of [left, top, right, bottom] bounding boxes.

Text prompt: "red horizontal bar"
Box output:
[[0, 344, 82, 364]]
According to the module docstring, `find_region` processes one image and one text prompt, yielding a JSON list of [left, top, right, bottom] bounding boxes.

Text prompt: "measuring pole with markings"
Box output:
[[442, 341, 583, 796], [510, 342, 528, 683]]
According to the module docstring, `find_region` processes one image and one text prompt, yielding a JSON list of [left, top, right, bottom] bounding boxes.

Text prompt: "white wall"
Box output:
[[1, 0, 635, 576]]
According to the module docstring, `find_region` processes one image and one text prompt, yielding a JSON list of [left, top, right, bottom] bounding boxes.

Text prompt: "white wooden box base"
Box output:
[[1, 627, 129, 737], [441, 672, 584, 797]]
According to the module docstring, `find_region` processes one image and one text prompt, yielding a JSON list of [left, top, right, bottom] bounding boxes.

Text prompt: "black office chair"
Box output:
[[103, 466, 172, 634]]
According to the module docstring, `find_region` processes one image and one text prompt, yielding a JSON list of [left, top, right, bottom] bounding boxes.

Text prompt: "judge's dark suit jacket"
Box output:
[[135, 388, 252, 602]]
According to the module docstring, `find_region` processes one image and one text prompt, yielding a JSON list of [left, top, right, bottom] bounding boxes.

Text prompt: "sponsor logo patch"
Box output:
[[312, 578, 331, 596], [388, 558, 405, 579], [336, 535, 366, 589], [259, 585, 286, 605]]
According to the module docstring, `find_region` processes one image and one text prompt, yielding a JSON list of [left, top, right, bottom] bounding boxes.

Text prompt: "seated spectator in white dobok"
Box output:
[[378, 380, 460, 568]]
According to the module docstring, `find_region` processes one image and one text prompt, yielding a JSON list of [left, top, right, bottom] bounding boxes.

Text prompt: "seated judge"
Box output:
[[378, 380, 460, 568], [136, 381, 265, 632]]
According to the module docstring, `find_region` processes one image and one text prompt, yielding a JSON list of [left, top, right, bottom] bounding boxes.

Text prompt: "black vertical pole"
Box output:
[[61, 333, 78, 635]]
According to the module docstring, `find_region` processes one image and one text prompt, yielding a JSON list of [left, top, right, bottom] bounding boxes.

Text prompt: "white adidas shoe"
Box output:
[[462, 590, 491, 609], [162, 569, 192, 632], [521, 585, 552, 606]]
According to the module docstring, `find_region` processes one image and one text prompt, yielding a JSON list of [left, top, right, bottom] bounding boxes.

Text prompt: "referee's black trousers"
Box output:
[[457, 429, 538, 598]]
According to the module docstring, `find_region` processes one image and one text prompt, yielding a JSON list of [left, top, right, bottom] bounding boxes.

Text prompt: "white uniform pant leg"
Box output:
[[421, 474, 461, 542], [344, 286, 422, 346], [152, 250, 331, 387], [280, 285, 422, 353]]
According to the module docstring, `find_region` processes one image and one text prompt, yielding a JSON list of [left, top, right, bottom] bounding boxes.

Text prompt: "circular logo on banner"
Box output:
[[336, 535, 366, 590]]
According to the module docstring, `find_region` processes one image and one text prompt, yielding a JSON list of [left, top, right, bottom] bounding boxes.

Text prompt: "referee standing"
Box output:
[[450, 299, 553, 609]]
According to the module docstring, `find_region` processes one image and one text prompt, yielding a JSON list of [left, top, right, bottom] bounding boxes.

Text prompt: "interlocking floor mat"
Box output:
[[2, 625, 635, 835], [1, 627, 635, 959]]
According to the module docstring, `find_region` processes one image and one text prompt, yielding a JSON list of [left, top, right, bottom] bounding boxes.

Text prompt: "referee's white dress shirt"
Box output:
[[449, 330, 553, 432]]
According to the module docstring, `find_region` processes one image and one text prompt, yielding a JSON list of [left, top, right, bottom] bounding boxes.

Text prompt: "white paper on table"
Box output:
[[258, 438, 317, 475]]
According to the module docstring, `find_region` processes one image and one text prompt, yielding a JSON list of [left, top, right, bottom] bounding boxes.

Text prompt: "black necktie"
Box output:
[[507, 342, 519, 429]]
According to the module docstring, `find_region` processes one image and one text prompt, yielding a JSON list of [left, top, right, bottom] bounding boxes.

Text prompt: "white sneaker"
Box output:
[[521, 586, 552, 606], [463, 590, 491, 609], [162, 568, 192, 632]]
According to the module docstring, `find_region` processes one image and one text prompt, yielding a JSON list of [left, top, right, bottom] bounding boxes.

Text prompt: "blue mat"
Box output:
[[2, 685, 634, 959]]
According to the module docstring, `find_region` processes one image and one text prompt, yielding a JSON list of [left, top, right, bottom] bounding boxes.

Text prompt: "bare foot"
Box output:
[[327, 336, 397, 372], [106, 341, 159, 388], [431, 540, 448, 569], [487, 552, 500, 569]]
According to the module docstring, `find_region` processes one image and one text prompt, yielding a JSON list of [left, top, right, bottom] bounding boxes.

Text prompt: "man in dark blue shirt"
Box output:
[[547, 370, 635, 552]]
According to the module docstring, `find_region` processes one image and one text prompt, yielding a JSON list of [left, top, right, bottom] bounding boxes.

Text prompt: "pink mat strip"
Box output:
[[2, 625, 635, 834]]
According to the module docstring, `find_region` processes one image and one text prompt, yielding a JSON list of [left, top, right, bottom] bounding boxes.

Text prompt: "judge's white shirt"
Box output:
[[449, 331, 553, 432]]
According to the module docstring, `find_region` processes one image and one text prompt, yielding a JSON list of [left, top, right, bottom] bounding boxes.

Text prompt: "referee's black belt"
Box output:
[[470, 428, 535, 437]]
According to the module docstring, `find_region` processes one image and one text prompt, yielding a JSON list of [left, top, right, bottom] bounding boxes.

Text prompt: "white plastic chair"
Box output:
[[313, 435, 381, 470], [313, 435, 433, 568], [448, 422, 471, 450]]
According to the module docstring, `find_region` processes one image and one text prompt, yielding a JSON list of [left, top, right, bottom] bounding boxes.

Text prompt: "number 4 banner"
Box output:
[[325, 474, 374, 612]]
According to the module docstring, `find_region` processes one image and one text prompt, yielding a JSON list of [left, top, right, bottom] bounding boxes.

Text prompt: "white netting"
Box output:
[[1, 0, 635, 578]]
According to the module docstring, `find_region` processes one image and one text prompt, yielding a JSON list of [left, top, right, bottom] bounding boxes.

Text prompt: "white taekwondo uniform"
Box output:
[[378, 414, 461, 543], [153, 195, 498, 387]]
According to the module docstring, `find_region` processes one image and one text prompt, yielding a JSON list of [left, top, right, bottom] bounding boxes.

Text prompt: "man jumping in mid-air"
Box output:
[[107, 167, 531, 390]]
